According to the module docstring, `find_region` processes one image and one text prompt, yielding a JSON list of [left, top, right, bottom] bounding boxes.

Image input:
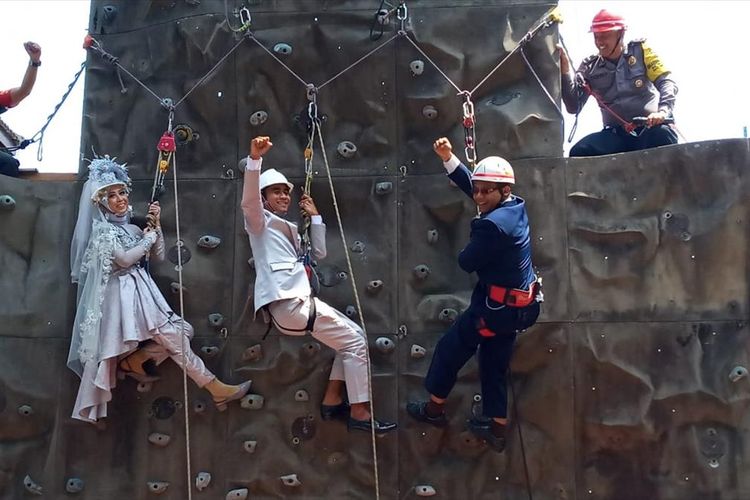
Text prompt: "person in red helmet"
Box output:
[[559, 9, 678, 157]]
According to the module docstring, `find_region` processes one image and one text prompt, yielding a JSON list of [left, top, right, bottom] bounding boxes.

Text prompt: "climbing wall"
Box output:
[[0, 0, 749, 499]]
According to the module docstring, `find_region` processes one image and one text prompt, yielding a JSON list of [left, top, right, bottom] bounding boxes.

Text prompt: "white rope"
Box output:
[[170, 153, 193, 500], [315, 124, 381, 500]]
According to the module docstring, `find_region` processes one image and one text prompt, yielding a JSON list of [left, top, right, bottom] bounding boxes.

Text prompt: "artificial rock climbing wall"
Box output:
[[0, 0, 749, 499]]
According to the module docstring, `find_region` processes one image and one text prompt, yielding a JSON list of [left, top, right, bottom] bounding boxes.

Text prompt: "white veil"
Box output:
[[67, 158, 130, 377]]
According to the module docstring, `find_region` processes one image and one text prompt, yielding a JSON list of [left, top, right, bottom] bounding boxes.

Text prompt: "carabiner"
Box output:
[[239, 7, 252, 28], [397, 2, 408, 31]]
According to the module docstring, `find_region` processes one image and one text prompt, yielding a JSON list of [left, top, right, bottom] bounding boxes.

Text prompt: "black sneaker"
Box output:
[[347, 417, 398, 435], [406, 401, 448, 427], [320, 402, 350, 421], [466, 417, 506, 453]]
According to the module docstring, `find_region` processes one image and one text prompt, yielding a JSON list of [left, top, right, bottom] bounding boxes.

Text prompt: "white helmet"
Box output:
[[471, 156, 515, 185], [259, 168, 294, 191]]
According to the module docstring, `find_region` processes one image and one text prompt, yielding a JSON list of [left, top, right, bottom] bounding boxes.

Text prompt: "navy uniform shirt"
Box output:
[[443, 155, 535, 309]]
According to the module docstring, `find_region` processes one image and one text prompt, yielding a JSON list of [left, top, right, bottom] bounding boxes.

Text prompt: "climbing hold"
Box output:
[[201, 345, 220, 357], [413, 264, 430, 279], [102, 5, 117, 23], [243, 440, 257, 454], [65, 477, 84, 494], [248, 257, 255, 269], [422, 105, 438, 119], [337, 271, 349, 281], [367, 280, 384, 293], [375, 337, 395, 354], [151, 397, 177, 419], [137, 381, 153, 393], [280, 474, 301, 487], [17, 405, 33, 417], [169, 281, 186, 294], [195, 472, 211, 491], [301, 341, 321, 357], [292, 415, 317, 441], [240, 394, 264, 410], [409, 60, 425, 76], [729, 366, 748, 382], [438, 308, 458, 323], [295, 389, 309, 402], [415, 485, 437, 497], [375, 182, 393, 195], [337, 141, 357, 159], [23, 475, 43, 495], [173, 124, 199, 145], [345, 305, 356, 317], [242, 344, 263, 362], [375, 8, 389, 24], [147, 481, 169, 494], [167, 242, 192, 266], [350, 241, 366, 253], [198, 235, 221, 249], [680, 231, 692, 242], [662, 210, 673, 220], [473, 394, 482, 402], [148, 432, 171, 447], [208, 313, 225, 327], [427, 229, 438, 244], [273, 43, 292, 55], [410, 344, 426, 359], [249, 110, 268, 126], [193, 399, 207, 414], [0, 195, 16, 211], [226, 488, 249, 500]]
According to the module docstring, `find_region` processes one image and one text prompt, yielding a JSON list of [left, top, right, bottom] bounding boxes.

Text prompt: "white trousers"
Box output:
[[142, 317, 216, 388], [268, 296, 370, 404]]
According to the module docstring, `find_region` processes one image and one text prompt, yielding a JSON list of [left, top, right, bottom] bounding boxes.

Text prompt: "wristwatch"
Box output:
[[30, 60, 41, 67]]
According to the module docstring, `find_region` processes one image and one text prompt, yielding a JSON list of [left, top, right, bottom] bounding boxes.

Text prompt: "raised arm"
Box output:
[[241, 136, 273, 235], [433, 137, 473, 199], [5, 42, 42, 107]]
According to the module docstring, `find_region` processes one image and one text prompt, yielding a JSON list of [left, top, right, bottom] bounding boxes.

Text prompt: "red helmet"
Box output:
[[589, 9, 627, 33]]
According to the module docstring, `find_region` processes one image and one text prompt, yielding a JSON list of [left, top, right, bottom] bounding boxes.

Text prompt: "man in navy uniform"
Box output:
[[560, 9, 678, 156], [406, 137, 542, 452]]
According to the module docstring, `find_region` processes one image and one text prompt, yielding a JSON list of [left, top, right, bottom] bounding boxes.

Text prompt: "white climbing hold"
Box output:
[[410, 344, 426, 359], [226, 488, 249, 500], [415, 484, 437, 496], [375, 337, 395, 354], [66, 477, 84, 493], [17, 405, 33, 416], [148, 432, 171, 447], [367, 280, 384, 292], [243, 440, 257, 454], [195, 472, 211, 491], [249, 110, 268, 126], [295, 389, 309, 402], [197, 235, 221, 249], [410, 60, 425, 76], [422, 105, 438, 119], [0, 194, 16, 210], [280, 474, 301, 487], [240, 394, 264, 410], [273, 43, 292, 55], [23, 475, 43, 496], [147, 481, 169, 494], [337, 141, 357, 159], [729, 366, 748, 382]]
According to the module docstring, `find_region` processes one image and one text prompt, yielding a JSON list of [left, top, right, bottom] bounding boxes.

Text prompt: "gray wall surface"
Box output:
[[0, 1, 748, 499]]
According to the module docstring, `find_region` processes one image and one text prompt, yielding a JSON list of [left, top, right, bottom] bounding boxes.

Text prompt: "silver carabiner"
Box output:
[[397, 2, 408, 31], [239, 7, 251, 27]]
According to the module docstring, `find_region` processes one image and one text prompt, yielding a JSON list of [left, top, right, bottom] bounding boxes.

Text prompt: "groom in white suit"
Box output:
[[241, 136, 396, 434]]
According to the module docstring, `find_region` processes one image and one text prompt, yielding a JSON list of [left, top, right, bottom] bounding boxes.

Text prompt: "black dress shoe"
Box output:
[[347, 417, 398, 434], [467, 417, 506, 453], [320, 402, 350, 421], [406, 401, 448, 427]]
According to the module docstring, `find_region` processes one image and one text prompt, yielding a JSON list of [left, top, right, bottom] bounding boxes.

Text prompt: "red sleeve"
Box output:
[[0, 89, 13, 108]]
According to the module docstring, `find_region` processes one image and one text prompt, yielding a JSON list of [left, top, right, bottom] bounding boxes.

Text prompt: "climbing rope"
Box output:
[[509, 370, 533, 500], [2, 60, 86, 161], [315, 118, 381, 500]]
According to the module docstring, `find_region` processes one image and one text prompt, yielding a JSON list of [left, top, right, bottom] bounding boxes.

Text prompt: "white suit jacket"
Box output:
[[241, 158, 326, 313]]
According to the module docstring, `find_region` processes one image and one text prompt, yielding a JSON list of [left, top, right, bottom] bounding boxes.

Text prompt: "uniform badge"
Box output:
[[634, 78, 643, 88], [628, 55, 636, 66]]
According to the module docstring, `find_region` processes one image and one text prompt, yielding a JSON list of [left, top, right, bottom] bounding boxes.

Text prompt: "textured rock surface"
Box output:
[[0, 1, 748, 499]]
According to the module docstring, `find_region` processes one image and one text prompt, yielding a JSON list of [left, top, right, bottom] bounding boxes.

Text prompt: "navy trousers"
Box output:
[[570, 124, 677, 157], [424, 301, 540, 418], [0, 151, 20, 177]]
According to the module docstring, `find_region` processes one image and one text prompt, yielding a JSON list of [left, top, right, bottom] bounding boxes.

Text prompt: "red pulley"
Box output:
[[83, 34, 94, 49], [157, 132, 176, 152]]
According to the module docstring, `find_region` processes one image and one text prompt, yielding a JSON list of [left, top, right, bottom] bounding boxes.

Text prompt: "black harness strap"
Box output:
[[261, 298, 317, 340]]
